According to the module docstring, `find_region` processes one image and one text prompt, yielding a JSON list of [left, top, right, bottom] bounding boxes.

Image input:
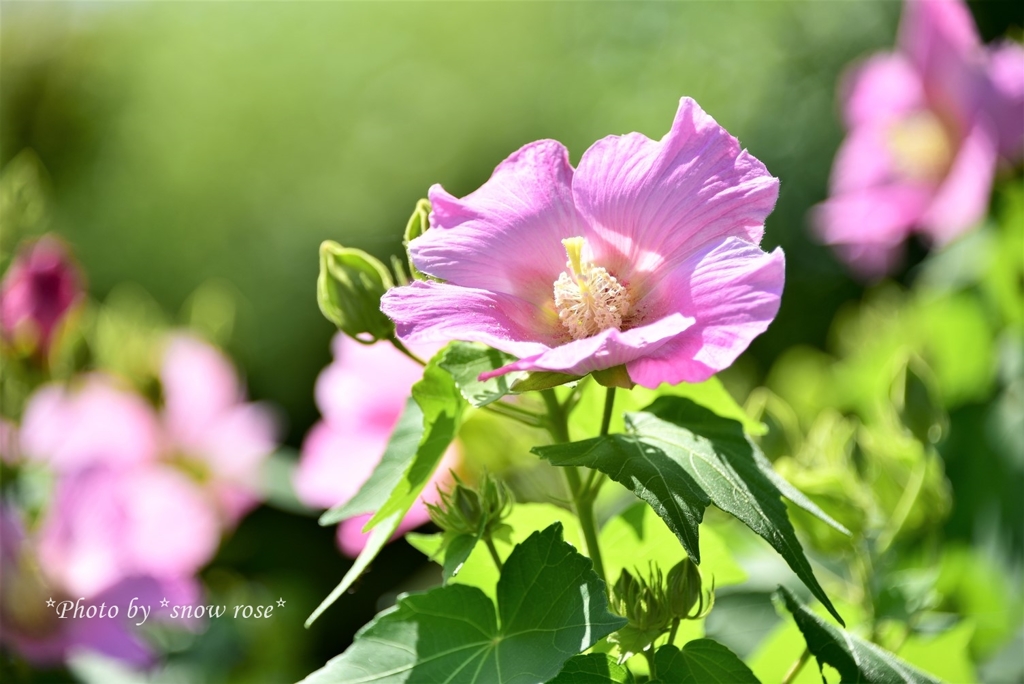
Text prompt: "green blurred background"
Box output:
[[2, 2, 1020, 681]]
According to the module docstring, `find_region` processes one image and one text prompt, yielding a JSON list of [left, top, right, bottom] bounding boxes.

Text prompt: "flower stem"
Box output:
[[484, 536, 504, 572], [541, 389, 607, 585], [599, 386, 616, 436], [483, 401, 547, 428], [667, 617, 681, 646], [781, 647, 810, 684], [643, 646, 658, 679], [389, 336, 426, 366]]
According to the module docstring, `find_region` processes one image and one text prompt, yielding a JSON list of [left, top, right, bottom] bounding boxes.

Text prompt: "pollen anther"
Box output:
[[554, 237, 630, 340]]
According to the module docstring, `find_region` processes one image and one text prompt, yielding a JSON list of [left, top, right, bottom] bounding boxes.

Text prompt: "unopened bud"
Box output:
[[317, 240, 394, 343], [403, 199, 432, 282], [1, 235, 82, 357], [666, 558, 714, 620], [427, 472, 514, 537]]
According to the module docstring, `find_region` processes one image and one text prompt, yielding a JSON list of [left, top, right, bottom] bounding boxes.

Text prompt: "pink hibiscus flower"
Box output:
[[293, 334, 457, 557], [0, 235, 82, 356], [381, 97, 784, 388], [813, 0, 1024, 278]]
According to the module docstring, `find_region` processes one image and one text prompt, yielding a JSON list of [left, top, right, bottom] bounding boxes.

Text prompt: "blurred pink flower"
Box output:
[[0, 506, 199, 667], [0, 235, 82, 356], [21, 375, 161, 473], [294, 335, 457, 557], [813, 0, 1024, 278], [36, 464, 221, 598], [159, 334, 278, 523], [381, 97, 784, 388]]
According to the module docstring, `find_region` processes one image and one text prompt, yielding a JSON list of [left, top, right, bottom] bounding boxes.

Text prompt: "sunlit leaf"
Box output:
[[777, 587, 941, 684], [535, 397, 847, 624], [549, 653, 635, 683], [302, 524, 625, 683], [439, 341, 516, 407], [651, 639, 760, 683]]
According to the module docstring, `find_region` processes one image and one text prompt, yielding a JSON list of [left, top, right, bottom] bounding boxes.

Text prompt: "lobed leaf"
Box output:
[[301, 524, 626, 684]]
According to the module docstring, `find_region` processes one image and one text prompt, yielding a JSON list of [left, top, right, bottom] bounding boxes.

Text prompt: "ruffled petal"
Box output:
[[842, 54, 927, 129], [410, 140, 584, 303], [920, 117, 998, 244], [573, 97, 779, 290], [481, 313, 693, 382], [626, 238, 785, 387], [382, 281, 556, 356]]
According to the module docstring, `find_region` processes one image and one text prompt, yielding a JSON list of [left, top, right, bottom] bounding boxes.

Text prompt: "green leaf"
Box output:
[[441, 532, 478, 583], [535, 397, 847, 625], [305, 510, 403, 628], [777, 587, 941, 684], [652, 639, 760, 683], [365, 354, 465, 528], [438, 341, 517, 407], [317, 240, 395, 341], [308, 352, 465, 625], [318, 397, 423, 525], [302, 524, 626, 684], [549, 653, 635, 683]]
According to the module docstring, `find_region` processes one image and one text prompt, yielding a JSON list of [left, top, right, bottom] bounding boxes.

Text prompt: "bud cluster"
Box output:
[[427, 472, 513, 538], [608, 558, 714, 659]]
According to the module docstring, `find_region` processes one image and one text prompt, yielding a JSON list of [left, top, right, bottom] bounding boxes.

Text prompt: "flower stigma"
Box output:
[[554, 237, 631, 340], [887, 111, 955, 183]]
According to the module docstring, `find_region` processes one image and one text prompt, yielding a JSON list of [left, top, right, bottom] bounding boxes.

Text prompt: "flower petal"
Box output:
[[410, 140, 584, 302], [898, 0, 986, 127], [481, 312, 693, 381], [573, 96, 778, 287], [986, 41, 1024, 160], [811, 183, 932, 267], [382, 280, 556, 356], [841, 54, 926, 129], [626, 238, 785, 387], [920, 117, 998, 244], [829, 124, 901, 195]]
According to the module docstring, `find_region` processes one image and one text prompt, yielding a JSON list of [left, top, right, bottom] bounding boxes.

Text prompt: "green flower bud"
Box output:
[[666, 558, 714, 620], [403, 199, 431, 282], [427, 472, 514, 537], [317, 240, 395, 343]]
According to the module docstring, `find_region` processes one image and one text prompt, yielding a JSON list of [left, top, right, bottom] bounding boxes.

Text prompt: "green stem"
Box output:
[[667, 617, 681, 646], [389, 336, 425, 366], [482, 401, 547, 428], [643, 646, 658, 679], [599, 386, 616, 436], [542, 389, 607, 585], [781, 648, 810, 684], [484, 536, 504, 572]]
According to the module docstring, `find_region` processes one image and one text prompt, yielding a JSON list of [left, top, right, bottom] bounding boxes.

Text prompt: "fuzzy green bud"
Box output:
[[403, 199, 431, 281]]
